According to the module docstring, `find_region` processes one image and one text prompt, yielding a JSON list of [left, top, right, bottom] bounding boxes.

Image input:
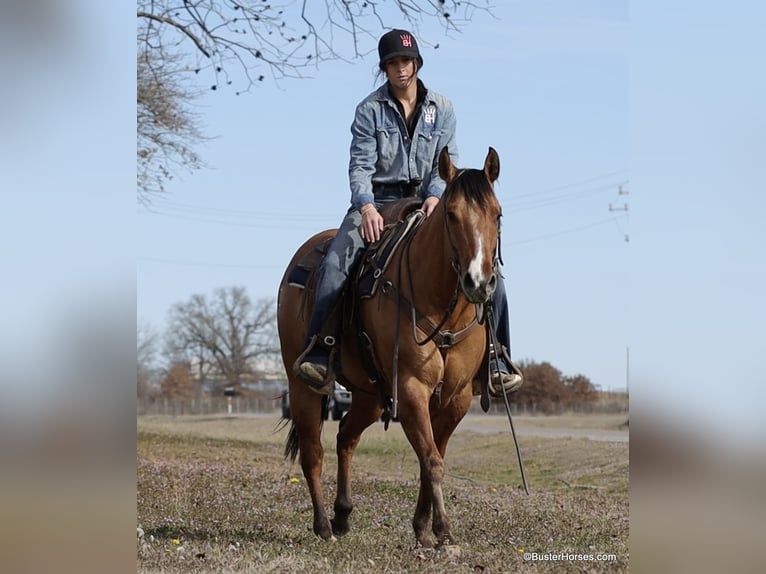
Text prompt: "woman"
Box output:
[[296, 29, 522, 398]]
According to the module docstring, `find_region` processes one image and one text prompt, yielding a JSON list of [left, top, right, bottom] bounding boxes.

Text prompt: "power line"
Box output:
[[141, 197, 337, 223], [506, 181, 627, 213], [507, 169, 628, 201], [139, 174, 631, 257], [138, 208, 335, 231], [506, 217, 622, 246], [141, 171, 629, 225], [138, 256, 283, 270]]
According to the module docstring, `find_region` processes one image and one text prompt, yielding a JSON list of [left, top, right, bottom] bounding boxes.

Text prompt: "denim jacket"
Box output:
[[348, 81, 458, 210]]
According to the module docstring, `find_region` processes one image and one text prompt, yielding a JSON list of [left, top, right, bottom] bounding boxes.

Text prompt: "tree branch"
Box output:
[[137, 11, 211, 58]]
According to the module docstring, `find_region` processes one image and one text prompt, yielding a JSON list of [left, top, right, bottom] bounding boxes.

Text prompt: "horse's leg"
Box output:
[[331, 392, 383, 536], [291, 385, 334, 540], [412, 460, 434, 546], [428, 385, 473, 543], [397, 377, 452, 548]]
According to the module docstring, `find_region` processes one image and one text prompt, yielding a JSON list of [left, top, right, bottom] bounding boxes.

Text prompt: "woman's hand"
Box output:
[[359, 204, 385, 243], [422, 196, 440, 217]]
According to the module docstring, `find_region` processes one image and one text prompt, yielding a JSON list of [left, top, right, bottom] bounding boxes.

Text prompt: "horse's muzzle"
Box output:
[[460, 271, 497, 304]]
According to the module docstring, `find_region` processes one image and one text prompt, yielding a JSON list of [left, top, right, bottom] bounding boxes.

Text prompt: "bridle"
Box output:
[[402, 171, 502, 346], [437, 171, 503, 310], [386, 171, 500, 419]]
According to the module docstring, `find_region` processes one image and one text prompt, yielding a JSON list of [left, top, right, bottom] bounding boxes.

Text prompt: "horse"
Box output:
[[277, 146, 503, 547]]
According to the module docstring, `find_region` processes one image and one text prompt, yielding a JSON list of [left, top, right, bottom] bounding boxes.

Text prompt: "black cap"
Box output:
[[378, 29, 423, 70]]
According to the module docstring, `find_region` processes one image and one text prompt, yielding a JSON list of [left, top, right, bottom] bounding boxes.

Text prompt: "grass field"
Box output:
[[137, 413, 628, 573]]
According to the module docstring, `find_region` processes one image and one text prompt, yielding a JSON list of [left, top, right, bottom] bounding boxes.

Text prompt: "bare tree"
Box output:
[[136, 0, 492, 203], [165, 287, 279, 391], [137, 45, 207, 203], [511, 361, 598, 414], [137, 321, 161, 398]]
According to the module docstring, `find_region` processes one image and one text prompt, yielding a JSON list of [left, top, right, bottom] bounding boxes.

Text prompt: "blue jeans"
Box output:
[[304, 206, 367, 344]]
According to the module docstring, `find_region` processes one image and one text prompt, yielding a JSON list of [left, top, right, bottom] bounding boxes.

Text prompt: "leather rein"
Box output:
[[379, 192, 501, 419]]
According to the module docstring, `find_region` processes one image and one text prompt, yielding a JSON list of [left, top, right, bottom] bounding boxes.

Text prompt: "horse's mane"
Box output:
[[445, 169, 493, 208]]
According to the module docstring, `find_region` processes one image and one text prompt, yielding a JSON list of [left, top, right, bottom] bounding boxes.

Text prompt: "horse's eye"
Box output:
[[446, 211, 457, 223]]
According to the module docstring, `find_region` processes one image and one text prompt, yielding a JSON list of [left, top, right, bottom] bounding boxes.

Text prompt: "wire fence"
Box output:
[[137, 395, 627, 417], [138, 396, 282, 417]]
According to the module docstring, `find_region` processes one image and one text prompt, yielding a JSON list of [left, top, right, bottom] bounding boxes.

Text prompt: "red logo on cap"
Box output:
[[400, 34, 412, 47]]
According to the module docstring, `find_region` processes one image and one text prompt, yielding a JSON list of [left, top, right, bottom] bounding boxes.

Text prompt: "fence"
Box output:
[[138, 396, 281, 417], [138, 394, 627, 417], [468, 398, 628, 416]]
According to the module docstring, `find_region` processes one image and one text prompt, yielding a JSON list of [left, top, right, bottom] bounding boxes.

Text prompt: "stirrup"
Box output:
[[487, 347, 524, 397], [293, 335, 336, 395], [488, 370, 523, 397]]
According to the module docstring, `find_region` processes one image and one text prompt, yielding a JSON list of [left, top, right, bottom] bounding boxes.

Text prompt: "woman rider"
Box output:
[[296, 29, 523, 398]]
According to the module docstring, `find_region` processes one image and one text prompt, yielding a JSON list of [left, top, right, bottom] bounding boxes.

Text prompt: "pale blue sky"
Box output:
[[137, 1, 632, 392], [133, 1, 766, 437], [20, 0, 752, 438], [0, 5, 763, 560]]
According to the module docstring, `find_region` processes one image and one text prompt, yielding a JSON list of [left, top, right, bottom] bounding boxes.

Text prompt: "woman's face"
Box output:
[[384, 56, 418, 90]]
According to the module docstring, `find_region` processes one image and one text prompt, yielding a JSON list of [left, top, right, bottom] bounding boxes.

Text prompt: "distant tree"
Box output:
[[165, 287, 279, 392], [137, 321, 161, 398], [510, 361, 599, 413], [161, 361, 197, 399], [136, 1, 492, 203], [513, 361, 563, 414], [563, 374, 598, 407]]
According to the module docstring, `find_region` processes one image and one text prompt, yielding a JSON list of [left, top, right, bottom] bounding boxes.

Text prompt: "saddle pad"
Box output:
[[287, 236, 334, 289]]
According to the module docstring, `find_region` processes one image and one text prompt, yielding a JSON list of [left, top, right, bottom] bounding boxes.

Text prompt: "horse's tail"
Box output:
[[283, 397, 328, 463], [284, 421, 300, 463]]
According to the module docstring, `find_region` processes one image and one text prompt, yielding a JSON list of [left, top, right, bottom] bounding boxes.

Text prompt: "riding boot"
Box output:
[[487, 274, 523, 397], [295, 265, 343, 395]]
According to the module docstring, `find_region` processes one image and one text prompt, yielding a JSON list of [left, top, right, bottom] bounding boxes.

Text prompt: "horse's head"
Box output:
[[438, 146, 502, 305]]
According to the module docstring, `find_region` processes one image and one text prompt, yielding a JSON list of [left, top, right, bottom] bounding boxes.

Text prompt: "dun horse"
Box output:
[[277, 147, 503, 547]]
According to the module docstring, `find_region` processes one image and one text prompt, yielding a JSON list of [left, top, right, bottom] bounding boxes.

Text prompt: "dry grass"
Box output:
[[137, 414, 628, 573]]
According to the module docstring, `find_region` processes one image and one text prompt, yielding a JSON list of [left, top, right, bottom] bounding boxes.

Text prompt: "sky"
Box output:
[[0, 3, 761, 567], [0, 0, 762, 441], [133, 0, 766, 435], [134, 0, 766, 441], [137, 1, 631, 392]]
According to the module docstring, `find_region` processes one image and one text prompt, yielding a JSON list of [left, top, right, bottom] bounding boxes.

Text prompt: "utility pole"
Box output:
[[608, 184, 630, 398], [197, 342, 204, 401], [609, 184, 630, 242]]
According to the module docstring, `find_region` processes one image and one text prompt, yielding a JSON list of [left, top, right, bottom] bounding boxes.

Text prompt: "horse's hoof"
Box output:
[[331, 518, 350, 536], [415, 536, 436, 549], [314, 521, 334, 541]]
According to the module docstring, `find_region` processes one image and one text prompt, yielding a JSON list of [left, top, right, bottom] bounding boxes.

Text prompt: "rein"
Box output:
[[403, 177, 482, 348], [385, 173, 502, 420]]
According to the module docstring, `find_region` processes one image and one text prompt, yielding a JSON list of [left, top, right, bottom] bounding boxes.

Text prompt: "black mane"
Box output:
[[445, 169, 493, 207]]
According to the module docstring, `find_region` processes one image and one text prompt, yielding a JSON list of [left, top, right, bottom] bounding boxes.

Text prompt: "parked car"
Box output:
[[281, 382, 352, 421], [329, 382, 352, 420]]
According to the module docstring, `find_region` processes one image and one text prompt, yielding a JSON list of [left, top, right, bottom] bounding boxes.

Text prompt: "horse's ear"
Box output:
[[438, 146, 458, 183], [484, 147, 500, 183]]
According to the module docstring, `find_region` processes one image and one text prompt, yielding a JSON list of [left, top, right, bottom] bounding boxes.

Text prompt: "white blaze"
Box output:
[[466, 230, 485, 286]]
